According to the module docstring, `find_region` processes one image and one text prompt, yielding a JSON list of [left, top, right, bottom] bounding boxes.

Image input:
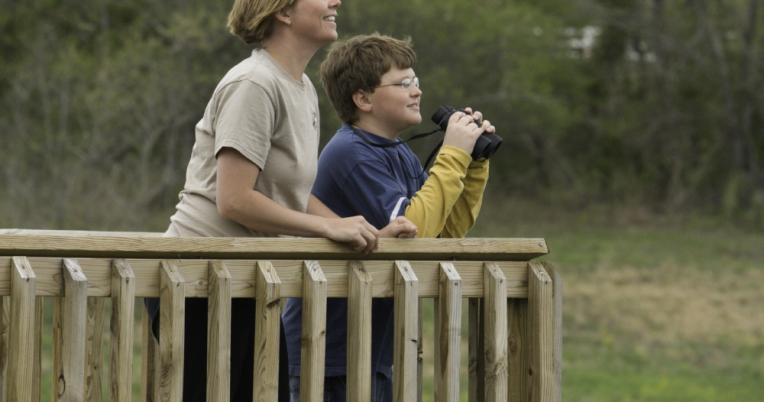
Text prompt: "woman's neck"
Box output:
[[262, 34, 321, 81]]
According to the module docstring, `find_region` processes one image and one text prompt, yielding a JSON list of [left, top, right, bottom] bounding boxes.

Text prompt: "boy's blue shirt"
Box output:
[[282, 123, 426, 378]]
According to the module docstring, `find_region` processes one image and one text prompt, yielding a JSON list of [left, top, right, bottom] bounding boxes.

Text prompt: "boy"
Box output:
[[282, 33, 493, 401]]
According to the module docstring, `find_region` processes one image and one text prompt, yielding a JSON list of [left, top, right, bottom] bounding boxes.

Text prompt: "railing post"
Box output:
[[528, 262, 555, 402], [60, 258, 87, 402], [159, 261, 185, 402], [483, 263, 508, 402], [207, 261, 231, 402], [435, 262, 462, 402], [253, 260, 282, 402], [300, 260, 327, 402], [111, 259, 135, 402], [393, 261, 418, 402], [346, 261, 372, 402], [6, 257, 36, 402]]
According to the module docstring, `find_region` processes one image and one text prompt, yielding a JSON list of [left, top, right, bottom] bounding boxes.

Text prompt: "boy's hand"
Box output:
[[379, 216, 418, 238], [443, 108, 494, 155]]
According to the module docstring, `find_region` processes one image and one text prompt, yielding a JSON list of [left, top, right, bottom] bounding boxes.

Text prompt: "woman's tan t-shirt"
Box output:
[[168, 49, 320, 237]]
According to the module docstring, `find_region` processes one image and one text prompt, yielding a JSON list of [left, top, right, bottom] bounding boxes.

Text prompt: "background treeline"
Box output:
[[2, 0, 763, 230]]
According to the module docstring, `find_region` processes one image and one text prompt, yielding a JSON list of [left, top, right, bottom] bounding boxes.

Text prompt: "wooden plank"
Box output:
[[0, 233, 548, 261], [253, 261, 282, 402], [0, 296, 7, 402], [484, 263, 508, 402], [393, 261, 418, 402], [468, 299, 484, 402], [33, 299, 43, 402], [528, 262, 555, 402], [417, 302, 424, 402], [507, 299, 529, 402], [299, 260, 327, 402], [0, 257, 530, 299], [206, 261, 231, 402], [110, 259, 135, 402], [6, 257, 36, 402], [53, 297, 63, 402], [434, 263, 462, 402], [159, 261, 185, 402], [60, 258, 88, 402], [86, 298, 105, 402], [346, 261, 373, 402], [542, 262, 563, 402]]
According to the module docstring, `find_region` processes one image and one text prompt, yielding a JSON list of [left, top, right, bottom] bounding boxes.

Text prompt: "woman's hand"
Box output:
[[323, 215, 380, 254], [379, 216, 418, 238]]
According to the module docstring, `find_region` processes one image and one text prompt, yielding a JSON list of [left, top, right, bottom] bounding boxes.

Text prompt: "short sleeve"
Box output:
[[213, 80, 276, 169], [340, 159, 411, 229]]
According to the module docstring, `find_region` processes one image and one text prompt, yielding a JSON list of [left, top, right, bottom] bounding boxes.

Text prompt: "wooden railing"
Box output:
[[0, 230, 561, 402]]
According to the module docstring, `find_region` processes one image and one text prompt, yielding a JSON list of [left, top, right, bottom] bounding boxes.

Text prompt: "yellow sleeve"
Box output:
[[403, 145, 471, 237], [441, 159, 489, 238]]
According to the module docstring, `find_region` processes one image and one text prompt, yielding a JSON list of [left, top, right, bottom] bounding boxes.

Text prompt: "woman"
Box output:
[[150, 1, 417, 401]]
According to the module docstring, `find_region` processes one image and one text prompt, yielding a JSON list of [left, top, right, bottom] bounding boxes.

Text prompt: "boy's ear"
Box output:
[[352, 90, 373, 113]]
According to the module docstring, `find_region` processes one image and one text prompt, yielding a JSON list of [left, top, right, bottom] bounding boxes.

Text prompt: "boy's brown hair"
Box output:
[[227, 0, 295, 45], [320, 33, 416, 124]]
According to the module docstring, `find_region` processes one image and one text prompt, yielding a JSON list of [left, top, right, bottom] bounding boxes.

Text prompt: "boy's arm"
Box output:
[[440, 159, 489, 238], [403, 145, 471, 237]]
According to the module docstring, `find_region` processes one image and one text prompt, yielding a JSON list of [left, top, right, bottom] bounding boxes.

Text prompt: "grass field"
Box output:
[[469, 198, 764, 402], [13, 199, 764, 401]]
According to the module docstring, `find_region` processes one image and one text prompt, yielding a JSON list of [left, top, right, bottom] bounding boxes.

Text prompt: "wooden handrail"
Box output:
[[0, 230, 561, 402], [0, 230, 547, 261]]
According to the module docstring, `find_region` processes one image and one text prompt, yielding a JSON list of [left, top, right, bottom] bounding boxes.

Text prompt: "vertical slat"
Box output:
[[53, 297, 63, 401], [417, 302, 424, 402], [484, 263, 508, 402], [393, 261, 418, 402], [542, 262, 563, 402], [468, 298, 484, 402], [207, 261, 231, 402], [86, 298, 105, 402], [111, 259, 135, 402], [507, 299, 529, 402], [33, 300, 43, 402], [299, 260, 327, 402], [159, 261, 185, 402], [0, 296, 7, 402], [528, 262, 555, 402], [253, 261, 282, 402], [60, 258, 88, 402], [6, 256, 36, 402], [435, 262, 461, 402], [346, 261, 372, 402]]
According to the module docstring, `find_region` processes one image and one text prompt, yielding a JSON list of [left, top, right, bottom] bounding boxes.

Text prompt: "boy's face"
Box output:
[[368, 67, 422, 134]]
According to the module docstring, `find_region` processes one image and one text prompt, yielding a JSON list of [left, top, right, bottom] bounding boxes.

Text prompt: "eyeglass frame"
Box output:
[[375, 76, 420, 90]]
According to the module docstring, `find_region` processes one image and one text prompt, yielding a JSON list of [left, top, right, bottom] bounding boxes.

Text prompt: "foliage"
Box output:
[[1, 0, 763, 229]]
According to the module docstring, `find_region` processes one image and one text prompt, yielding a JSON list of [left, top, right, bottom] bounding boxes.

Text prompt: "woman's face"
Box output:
[[288, 0, 342, 46]]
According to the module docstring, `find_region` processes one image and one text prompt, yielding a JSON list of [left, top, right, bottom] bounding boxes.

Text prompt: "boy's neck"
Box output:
[[354, 117, 401, 141]]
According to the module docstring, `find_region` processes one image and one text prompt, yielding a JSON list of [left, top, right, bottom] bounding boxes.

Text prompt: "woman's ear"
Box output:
[[274, 9, 292, 25], [352, 90, 373, 113]]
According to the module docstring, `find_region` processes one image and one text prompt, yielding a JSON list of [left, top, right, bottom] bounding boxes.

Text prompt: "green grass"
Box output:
[[468, 198, 764, 402]]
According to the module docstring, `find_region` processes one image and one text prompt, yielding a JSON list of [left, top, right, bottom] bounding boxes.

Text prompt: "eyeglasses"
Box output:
[[377, 76, 420, 90]]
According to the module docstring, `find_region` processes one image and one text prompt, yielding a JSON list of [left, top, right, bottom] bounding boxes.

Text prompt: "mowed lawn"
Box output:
[[469, 199, 764, 402]]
